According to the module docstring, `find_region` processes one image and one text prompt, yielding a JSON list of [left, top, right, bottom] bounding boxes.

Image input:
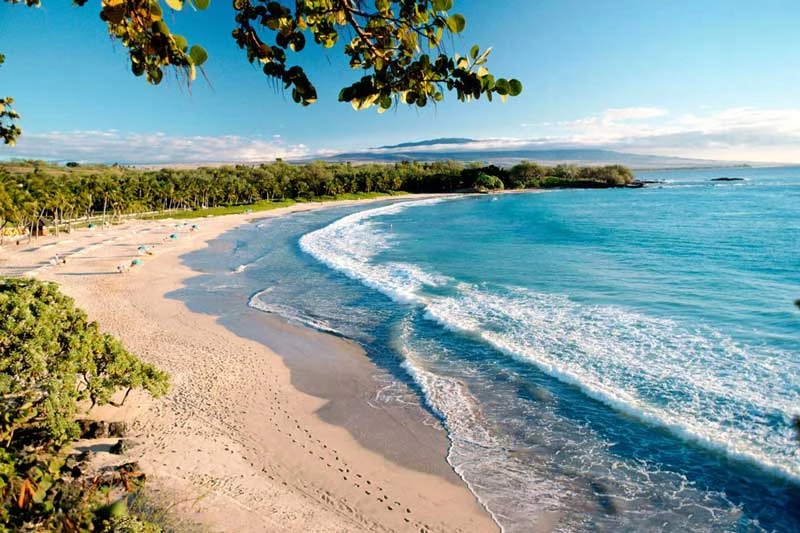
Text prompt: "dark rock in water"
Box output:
[[590, 481, 619, 515], [108, 422, 127, 438], [710, 177, 744, 181], [79, 419, 108, 439], [518, 383, 555, 403]]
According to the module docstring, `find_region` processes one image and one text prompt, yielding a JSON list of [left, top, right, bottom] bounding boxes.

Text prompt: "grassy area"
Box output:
[[313, 190, 409, 202], [149, 199, 297, 220], [148, 191, 408, 220], [0, 160, 128, 177]]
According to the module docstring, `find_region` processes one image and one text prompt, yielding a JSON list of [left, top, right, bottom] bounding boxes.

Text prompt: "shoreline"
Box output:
[[0, 196, 498, 532]]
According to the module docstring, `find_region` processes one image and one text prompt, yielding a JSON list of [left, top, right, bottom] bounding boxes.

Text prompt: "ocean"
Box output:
[[175, 166, 800, 532]]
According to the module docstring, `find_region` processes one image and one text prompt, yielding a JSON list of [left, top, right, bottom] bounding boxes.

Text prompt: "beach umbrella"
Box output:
[[169, 233, 179, 240], [131, 259, 143, 266]]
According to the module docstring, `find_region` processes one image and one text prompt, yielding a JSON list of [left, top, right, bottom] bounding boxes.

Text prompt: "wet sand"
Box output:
[[0, 199, 497, 532]]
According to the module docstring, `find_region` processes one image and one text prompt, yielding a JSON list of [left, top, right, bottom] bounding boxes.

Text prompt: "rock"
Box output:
[[63, 455, 84, 478], [710, 177, 744, 181], [110, 439, 128, 455], [77, 450, 95, 463], [78, 419, 108, 439], [108, 422, 127, 438]]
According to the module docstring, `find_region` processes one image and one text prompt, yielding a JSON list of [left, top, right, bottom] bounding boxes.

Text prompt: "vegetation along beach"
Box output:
[[1, 1, 799, 532]]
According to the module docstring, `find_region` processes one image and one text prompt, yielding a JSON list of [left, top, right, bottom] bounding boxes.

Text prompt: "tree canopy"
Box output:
[[0, 277, 169, 531], [1, 0, 522, 145], [0, 159, 635, 242]]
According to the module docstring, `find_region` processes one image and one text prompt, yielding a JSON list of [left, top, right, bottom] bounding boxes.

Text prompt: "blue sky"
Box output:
[[1, 0, 799, 163]]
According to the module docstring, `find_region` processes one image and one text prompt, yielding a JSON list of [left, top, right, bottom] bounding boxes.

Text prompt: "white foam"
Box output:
[[299, 198, 453, 303], [396, 318, 749, 532], [424, 286, 800, 483], [248, 288, 343, 335], [299, 200, 800, 484]]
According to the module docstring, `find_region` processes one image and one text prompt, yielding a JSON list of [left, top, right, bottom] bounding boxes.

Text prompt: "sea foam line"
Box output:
[[299, 200, 800, 485]]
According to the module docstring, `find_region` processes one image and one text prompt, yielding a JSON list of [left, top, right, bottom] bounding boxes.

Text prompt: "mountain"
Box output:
[[377, 138, 477, 149]]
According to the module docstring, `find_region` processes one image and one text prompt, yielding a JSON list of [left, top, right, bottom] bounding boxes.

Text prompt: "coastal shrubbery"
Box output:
[[475, 172, 505, 191], [0, 159, 634, 240], [0, 277, 169, 532]]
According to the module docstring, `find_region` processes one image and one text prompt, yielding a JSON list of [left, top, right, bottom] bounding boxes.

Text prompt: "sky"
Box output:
[[1, 0, 799, 164]]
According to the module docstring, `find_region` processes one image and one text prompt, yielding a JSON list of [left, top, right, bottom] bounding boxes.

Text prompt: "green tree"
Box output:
[[1, 0, 522, 145], [0, 277, 169, 531], [509, 161, 545, 188], [0, 53, 20, 145], [475, 172, 504, 191]]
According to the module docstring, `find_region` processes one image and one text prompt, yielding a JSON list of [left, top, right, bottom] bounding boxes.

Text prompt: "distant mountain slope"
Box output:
[[377, 138, 477, 149], [325, 139, 744, 169]]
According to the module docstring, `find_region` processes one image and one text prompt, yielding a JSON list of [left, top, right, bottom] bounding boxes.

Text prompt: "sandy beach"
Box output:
[[0, 199, 497, 532]]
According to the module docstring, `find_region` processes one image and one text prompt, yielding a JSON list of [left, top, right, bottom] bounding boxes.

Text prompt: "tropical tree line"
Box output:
[[0, 277, 170, 531], [0, 159, 634, 241]]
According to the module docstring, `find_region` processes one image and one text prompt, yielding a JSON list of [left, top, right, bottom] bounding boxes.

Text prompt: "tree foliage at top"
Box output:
[[0, 53, 21, 146], [1, 0, 522, 144]]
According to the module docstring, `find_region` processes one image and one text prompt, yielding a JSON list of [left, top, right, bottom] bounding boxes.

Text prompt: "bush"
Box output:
[[0, 277, 169, 532], [475, 172, 504, 190]]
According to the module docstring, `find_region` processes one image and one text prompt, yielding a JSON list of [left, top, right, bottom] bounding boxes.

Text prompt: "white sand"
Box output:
[[0, 199, 497, 532]]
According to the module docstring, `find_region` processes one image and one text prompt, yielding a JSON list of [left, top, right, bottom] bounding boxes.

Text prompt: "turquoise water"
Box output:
[[176, 166, 800, 532]]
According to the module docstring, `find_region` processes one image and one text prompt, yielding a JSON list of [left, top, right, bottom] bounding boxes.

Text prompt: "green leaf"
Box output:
[[172, 34, 188, 52], [446, 13, 466, 33], [432, 0, 452, 11], [470, 44, 479, 60], [508, 79, 523, 97], [149, 67, 164, 85], [289, 33, 306, 52], [193, 0, 210, 9], [495, 78, 510, 96], [164, 0, 183, 11], [189, 45, 208, 66]]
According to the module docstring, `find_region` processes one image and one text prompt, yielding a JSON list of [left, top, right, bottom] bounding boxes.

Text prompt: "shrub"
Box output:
[[0, 277, 169, 532]]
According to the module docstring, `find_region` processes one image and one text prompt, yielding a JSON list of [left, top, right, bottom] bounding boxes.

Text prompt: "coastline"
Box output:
[[0, 197, 498, 532]]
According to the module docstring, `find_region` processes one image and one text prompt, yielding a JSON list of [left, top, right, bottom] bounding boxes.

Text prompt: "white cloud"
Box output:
[[357, 106, 800, 163], [4, 107, 799, 165], [6, 131, 315, 164], [549, 106, 800, 163]]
